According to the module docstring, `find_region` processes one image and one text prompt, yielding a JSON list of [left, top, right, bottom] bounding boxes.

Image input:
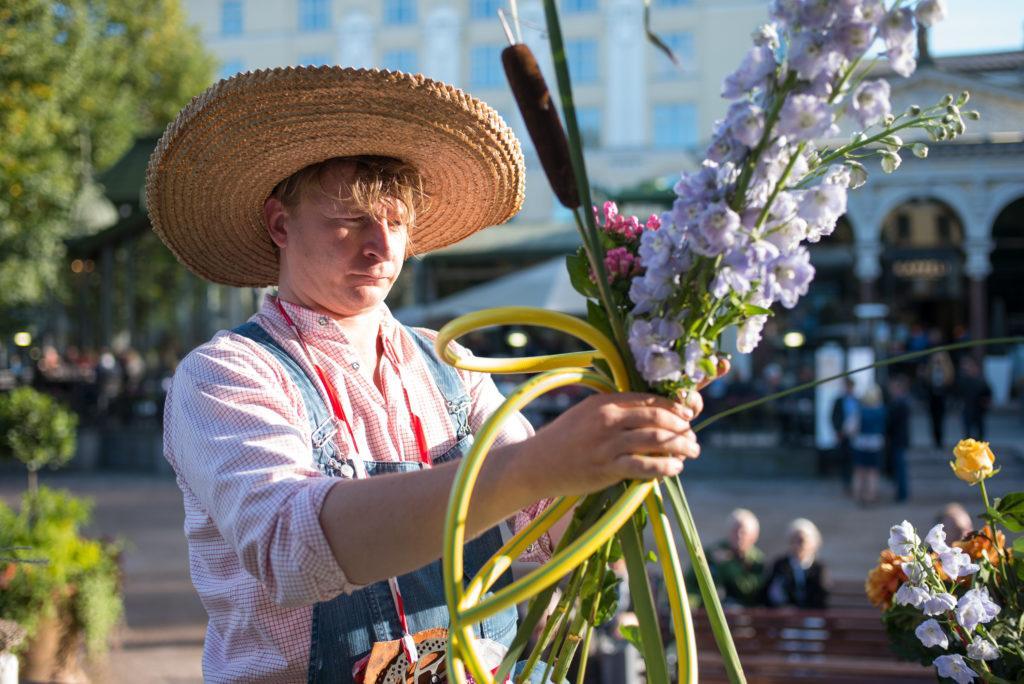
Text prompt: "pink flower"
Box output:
[[604, 247, 639, 283]]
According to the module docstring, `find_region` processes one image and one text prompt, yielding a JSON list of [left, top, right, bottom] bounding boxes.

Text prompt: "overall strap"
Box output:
[[403, 326, 472, 437], [232, 321, 330, 436]]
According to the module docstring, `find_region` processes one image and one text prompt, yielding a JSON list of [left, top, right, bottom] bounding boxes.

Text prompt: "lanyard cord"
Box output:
[[273, 297, 426, 664]]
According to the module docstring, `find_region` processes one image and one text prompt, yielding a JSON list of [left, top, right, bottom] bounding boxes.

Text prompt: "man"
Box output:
[[957, 356, 992, 440], [830, 378, 860, 487], [148, 67, 713, 683], [885, 375, 912, 502], [688, 508, 765, 608]]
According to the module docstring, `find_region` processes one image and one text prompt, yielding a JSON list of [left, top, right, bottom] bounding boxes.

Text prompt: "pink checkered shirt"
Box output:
[[164, 295, 550, 683]]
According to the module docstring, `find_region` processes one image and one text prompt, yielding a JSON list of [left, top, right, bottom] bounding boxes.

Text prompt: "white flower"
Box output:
[[925, 524, 950, 553], [888, 521, 919, 555], [956, 587, 1001, 632], [915, 0, 948, 27], [934, 654, 978, 684], [915, 619, 948, 649], [939, 547, 980, 580], [894, 583, 931, 608], [966, 636, 999, 662], [903, 557, 932, 585], [880, 150, 902, 173], [922, 592, 957, 616]]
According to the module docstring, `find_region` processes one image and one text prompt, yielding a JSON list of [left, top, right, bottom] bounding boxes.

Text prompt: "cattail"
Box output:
[[501, 44, 580, 208]]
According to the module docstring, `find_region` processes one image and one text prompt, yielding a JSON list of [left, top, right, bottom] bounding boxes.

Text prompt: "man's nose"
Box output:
[[363, 217, 396, 259]]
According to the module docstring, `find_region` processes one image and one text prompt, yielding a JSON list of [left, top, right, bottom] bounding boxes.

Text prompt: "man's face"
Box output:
[[272, 163, 408, 318], [729, 520, 758, 555]]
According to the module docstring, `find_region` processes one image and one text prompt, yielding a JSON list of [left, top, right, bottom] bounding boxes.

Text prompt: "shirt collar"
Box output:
[[263, 294, 398, 345]]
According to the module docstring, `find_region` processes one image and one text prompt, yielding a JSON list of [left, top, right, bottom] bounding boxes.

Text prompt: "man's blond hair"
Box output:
[[269, 156, 429, 247]]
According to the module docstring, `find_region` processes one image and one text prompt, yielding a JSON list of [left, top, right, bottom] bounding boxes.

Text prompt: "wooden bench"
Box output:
[[690, 607, 933, 683]]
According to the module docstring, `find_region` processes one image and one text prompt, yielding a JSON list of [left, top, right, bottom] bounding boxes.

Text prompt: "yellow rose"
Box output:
[[950, 439, 996, 484]]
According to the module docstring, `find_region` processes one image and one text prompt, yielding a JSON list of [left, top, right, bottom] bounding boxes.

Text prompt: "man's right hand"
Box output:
[[516, 392, 700, 500]]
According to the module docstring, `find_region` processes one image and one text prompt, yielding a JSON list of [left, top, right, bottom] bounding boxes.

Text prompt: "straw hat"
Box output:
[[145, 66, 525, 287]]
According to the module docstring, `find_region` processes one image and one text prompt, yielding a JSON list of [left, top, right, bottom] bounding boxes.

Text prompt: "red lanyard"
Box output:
[[273, 298, 430, 466], [273, 297, 428, 664]]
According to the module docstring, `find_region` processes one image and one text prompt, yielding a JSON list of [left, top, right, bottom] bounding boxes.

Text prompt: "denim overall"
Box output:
[[233, 322, 519, 683]]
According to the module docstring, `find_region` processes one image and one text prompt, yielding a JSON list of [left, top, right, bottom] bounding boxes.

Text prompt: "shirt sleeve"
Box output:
[[426, 332, 556, 562], [164, 336, 359, 606]]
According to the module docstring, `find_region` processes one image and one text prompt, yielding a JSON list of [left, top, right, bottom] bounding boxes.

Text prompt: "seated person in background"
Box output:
[[688, 508, 765, 608], [764, 518, 830, 609], [938, 502, 975, 543]]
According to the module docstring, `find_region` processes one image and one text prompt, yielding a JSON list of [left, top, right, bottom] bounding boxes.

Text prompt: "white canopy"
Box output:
[[394, 257, 587, 325]]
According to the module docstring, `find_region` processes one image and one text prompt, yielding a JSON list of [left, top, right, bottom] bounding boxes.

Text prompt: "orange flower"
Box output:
[[954, 525, 1006, 565], [866, 550, 907, 609]]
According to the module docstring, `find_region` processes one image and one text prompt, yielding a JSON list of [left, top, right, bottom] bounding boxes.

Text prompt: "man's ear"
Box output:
[[264, 197, 289, 249]]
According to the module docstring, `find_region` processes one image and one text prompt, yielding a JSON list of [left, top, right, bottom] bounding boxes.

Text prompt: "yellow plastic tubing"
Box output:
[[436, 306, 696, 684]]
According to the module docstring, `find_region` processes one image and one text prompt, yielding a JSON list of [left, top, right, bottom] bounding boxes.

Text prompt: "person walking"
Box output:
[[957, 356, 992, 440], [922, 350, 954, 449], [831, 378, 860, 488], [851, 384, 886, 506], [885, 376, 912, 502]]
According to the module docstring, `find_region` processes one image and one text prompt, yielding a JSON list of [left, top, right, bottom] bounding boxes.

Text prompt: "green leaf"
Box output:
[[618, 624, 643, 651], [741, 303, 773, 317], [1013, 536, 1024, 555], [566, 251, 598, 298], [995, 493, 1024, 532], [646, 550, 657, 564], [586, 299, 616, 345]]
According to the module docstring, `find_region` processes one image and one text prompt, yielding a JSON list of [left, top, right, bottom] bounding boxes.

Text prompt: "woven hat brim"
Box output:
[[145, 66, 525, 287]]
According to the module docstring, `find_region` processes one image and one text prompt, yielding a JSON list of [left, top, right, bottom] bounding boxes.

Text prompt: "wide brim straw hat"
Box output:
[[145, 66, 525, 287]]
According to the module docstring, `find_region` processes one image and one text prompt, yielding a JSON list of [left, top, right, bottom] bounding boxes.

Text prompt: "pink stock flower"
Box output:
[[604, 247, 640, 283]]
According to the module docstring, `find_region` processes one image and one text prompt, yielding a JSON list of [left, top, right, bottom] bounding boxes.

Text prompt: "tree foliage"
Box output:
[[0, 0, 215, 308], [0, 386, 78, 479]]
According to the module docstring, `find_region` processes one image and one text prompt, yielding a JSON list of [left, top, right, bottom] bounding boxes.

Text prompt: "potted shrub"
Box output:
[[0, 388, 122, 682]]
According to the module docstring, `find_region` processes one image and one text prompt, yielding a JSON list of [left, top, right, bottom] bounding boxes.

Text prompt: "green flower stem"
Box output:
[[754, 141, 806, 230], [573, 623, 595, 684], [618, 514, 671, 684], [730, 71, 798, 211], [518, 563, 586, 684], [543, 0, 642, 390], [694, 337, 1024, 434], [979, 479, 992, 513], [663, 477, 746, 684]]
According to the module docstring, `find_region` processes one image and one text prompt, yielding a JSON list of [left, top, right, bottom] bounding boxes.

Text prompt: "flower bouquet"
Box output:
[[866, 440, 1023, 683], [435, 1, 990, 683]]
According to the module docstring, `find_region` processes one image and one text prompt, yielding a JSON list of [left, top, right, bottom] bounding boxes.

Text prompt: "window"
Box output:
[[384, 0, 417, 25], [382, 48, 418, 74], [654, 32, 695, 79], [652, 103, 697, 148], [470, 0, 502, 20], [575, 106, 601, 148], [470, 44, 504, 89], [219, 59, 246, 80], [221, 0, 243, 35], [298, 54, 332, 67], [298, 0, 330, 31], [653, 0, 693, 6], [566, 39, 598, 84], [563, 0, 597, 13]]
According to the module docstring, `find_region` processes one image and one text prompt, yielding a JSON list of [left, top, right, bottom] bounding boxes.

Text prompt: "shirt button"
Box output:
[[351, 362, 360, 370], [318, 316, 329, 326]]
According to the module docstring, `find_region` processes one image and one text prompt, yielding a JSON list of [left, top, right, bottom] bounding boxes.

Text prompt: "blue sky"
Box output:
[[929, 0, 1024, 54]]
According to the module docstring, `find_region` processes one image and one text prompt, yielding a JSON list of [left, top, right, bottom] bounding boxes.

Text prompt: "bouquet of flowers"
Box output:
[[438, 1, 985, 683], [866, 440, 1023, 683]]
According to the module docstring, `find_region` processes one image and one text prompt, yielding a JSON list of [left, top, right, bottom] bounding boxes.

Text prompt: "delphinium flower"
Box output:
[[615, 0, 977, 395]]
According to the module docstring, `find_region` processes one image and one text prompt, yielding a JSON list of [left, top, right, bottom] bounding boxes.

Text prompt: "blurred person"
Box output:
[[764, 519, 829, 609], [151, 67, 720, 683], [851, 384, 886, 506], [885, 376, 912, 502], [830, 377, 860, 488], [937, 503, 974, 543], [688, 508, 765, 608], [922, 346, 954, 449], [957, 356, 992, 441]]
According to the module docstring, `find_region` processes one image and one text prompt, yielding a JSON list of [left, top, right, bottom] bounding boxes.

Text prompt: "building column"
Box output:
[[423, 6, 461, 85], [854, 238, 882, 303], [100, 244, 114, 349], [963, 236, 994, 345], [336, 11, 375, 69], [605, 0, 647, 148]]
